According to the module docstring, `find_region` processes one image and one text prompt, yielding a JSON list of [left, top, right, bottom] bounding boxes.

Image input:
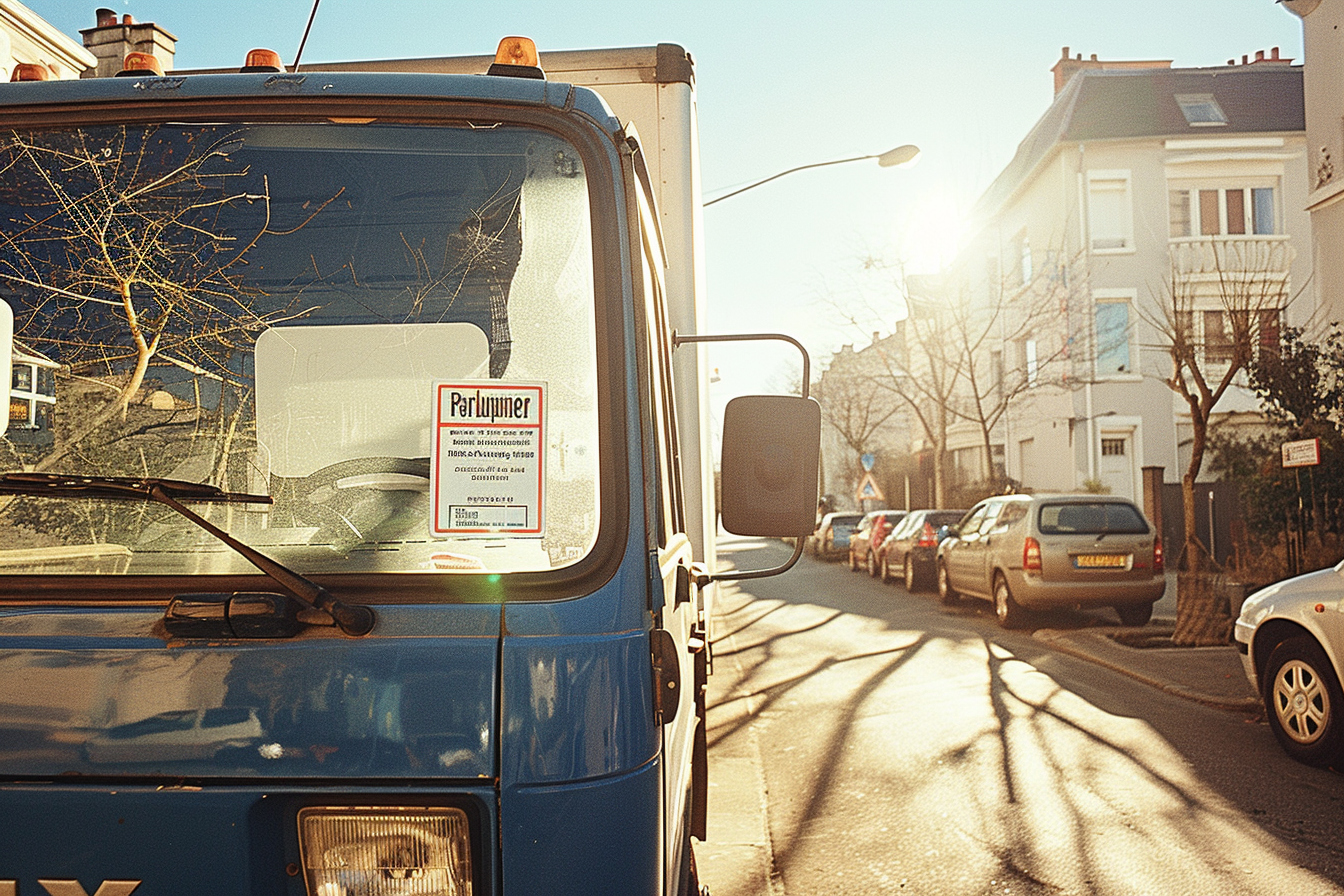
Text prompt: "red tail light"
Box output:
[[1023, 536, 1042, 573], [1153, 535, 1164, 574], [916, 522, 938, 548]]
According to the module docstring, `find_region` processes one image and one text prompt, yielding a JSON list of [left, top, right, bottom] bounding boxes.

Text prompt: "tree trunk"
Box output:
[[1172, 414, 1232, 645]]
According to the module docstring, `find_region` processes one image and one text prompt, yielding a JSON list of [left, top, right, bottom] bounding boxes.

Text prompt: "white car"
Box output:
[[1235, 564, 1344, 767]]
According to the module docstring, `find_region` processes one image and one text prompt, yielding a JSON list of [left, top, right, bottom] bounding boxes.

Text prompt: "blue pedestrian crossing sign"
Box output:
[[856, 472, 884, 503]]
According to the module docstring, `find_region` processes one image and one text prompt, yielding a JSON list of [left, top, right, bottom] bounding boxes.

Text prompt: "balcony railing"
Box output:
[[1168, 235, 1294, 279]]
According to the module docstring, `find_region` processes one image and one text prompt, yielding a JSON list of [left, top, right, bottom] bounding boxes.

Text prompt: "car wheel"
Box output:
[[993, 573, 1027, 629], [1115, 602, 1154, 627], [1262, 636, 1344, 767], [880, 553, 894, 584], [937, 562, 958, 605], [867, 550, 878, 577], [904, 556, 923, 592]]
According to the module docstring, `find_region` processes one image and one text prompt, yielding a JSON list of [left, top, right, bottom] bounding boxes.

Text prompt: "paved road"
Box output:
[[698, 535, 1344, 896]]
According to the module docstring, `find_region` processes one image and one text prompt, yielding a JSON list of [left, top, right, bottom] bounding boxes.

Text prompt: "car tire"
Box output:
[[880, 553, 894, 584], [904, 556, 922, 592], [993, 573, 1027, 629], [1115, 602, 1154, 627], [1261, 636, 1344, 767], [866, 550, 878, 577], [937, 562, 958, 605]]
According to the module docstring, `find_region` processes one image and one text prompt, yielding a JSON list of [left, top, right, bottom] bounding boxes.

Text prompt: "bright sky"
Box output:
[[25, 0, 1305, 393]]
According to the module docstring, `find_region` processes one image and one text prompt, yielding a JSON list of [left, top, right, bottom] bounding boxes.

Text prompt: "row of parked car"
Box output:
[[812, 493, 1344, 770], [810, 493, 1166, 629]]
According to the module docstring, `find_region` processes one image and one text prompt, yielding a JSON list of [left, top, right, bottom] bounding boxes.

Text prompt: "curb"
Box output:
[[1032, 627, 1262, 712]]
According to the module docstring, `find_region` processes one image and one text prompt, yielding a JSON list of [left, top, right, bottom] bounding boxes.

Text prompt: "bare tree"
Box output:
[[1144, 239, 1296, 643], [938, 250, 1083, 488], [814, 348, 903, 500], [838, 253, 1076, 506], [0, 126, 333, 472]]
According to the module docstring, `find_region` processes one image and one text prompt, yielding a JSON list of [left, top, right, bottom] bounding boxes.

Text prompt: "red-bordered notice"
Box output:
[[431, 381, 545, 536]]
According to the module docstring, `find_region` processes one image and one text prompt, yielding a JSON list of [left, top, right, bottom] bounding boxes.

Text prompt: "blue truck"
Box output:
[[0, 35, 819, 896]]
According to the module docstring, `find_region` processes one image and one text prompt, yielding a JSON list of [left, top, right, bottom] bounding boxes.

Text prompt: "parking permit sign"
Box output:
[[1282, 438, 1321, 469], [431, 381, 545, 535]]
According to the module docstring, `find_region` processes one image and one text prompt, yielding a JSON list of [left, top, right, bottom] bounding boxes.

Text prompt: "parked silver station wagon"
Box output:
[[936, 494, 1165, 628]]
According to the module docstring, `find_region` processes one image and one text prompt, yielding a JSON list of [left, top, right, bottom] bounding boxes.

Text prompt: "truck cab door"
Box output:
[[631, 157, 705, 895]]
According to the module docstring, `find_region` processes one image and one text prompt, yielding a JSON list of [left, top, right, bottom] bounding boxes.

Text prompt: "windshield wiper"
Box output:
[[0, 472, 375, 636]]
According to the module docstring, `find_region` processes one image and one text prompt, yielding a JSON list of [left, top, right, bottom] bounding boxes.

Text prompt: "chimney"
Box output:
[[80, 8, 177, 79], [1050, 46, 1174, 94], [1240, 46, 1293, 65]]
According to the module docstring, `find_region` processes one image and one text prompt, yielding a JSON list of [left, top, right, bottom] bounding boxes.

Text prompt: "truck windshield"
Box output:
[[0, 120, 600, 576]]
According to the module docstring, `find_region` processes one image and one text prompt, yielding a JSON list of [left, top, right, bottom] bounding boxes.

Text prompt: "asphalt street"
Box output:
[[696, 535, 1344, 896]]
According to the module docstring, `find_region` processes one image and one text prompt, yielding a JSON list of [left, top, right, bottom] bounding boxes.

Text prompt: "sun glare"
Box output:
[[897, 192, 971, 275]]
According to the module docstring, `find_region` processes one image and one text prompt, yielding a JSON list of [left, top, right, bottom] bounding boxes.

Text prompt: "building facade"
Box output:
[[1280, 0, 1344, 327], [0, 0, 95, 80], [942, 48, 1312, 499], [815, 330, 914, 512]]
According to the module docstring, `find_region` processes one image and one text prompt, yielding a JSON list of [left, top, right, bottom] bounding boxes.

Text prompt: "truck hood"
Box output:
[[0, 604, 500, 780]]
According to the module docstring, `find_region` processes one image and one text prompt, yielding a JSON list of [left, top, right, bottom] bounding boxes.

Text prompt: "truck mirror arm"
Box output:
[[673, 332, 816, 582], [704, 538, 805, 583], [672, 331, 810, 399]]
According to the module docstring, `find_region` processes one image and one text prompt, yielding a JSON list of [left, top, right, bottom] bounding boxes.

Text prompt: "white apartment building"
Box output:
[[1280, 0, 1344, 327], [944, 47, 1312, 500]]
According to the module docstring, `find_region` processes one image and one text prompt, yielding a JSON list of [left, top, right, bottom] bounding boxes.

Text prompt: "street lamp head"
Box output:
[[876, 144, 921, 168], [704, 143, 922, 206]]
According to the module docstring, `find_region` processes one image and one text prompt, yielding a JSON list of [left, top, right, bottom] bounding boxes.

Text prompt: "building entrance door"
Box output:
[[1098, 429, 1136, 500]]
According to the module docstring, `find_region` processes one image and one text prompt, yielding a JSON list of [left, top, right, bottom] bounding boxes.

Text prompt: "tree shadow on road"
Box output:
[[708, 540, 1344, 893]]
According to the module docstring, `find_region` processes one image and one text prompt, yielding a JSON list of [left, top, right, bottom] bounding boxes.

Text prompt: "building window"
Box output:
[[1021, 336, 1038, 387], [1101, 438, 1126, 457], [1175, 93, 1228, 127], [1257, 308, 1281, 358], [1094, 299, 1132, 376], [1087, 172, 1133, 252], [35, 366, 55, 397], [1009, 230, 1031, 286], [990, 348, 1004, 397], [1169, 186, 1277, 237], [1178, 307, 1282, 367], [33, 401, 52, 431], [1203, 310, 1234, 364]]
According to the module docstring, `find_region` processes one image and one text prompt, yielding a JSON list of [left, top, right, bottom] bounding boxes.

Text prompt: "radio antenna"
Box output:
[[292, 0, 322, 71]]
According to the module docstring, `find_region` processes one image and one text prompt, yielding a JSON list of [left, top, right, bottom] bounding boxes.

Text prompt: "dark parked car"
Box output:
[[877, 508, 968, 591], [808, 511, 864, 560], [936, 494, 1164, 628], [848, 510, 907, 576]]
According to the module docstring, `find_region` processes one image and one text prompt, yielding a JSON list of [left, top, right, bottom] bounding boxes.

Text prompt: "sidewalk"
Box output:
[[1030, 571, 1260, 711], [1031, 625, 1259, 710]]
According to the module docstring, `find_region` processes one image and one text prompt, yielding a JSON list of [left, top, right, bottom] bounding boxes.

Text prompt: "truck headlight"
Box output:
[[298, 806, 473, 895]]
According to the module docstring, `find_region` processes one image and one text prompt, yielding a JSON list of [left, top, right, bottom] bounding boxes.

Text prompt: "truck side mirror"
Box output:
[[719, 394, 820, 537]]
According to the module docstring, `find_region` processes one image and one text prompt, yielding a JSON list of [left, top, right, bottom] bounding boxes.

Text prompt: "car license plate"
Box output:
[[1074, 554, 1128, 569]]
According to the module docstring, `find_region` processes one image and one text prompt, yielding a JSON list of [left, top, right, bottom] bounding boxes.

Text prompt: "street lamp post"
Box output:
[[704, 144, 920, 207]]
